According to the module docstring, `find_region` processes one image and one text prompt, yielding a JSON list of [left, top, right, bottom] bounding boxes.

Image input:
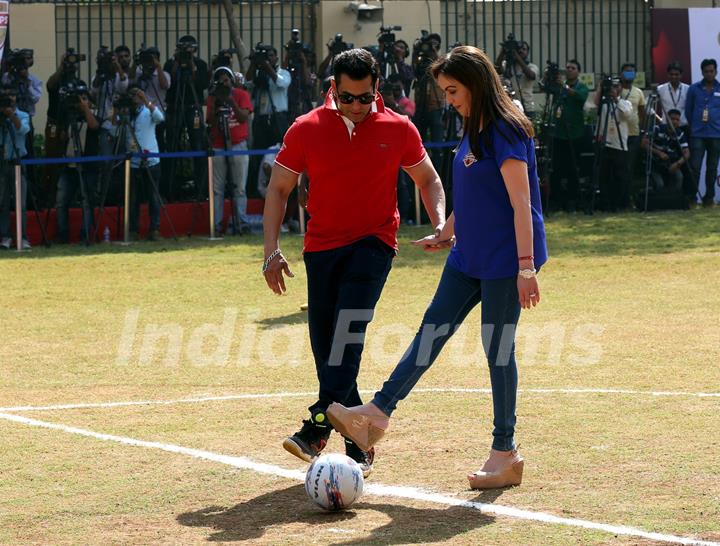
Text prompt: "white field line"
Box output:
[[0, 411, 717, 546], [1, 386, 718, 414]]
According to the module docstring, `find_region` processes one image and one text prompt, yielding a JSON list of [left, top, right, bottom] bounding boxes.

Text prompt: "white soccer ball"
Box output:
[[305, 453, 364, 511]]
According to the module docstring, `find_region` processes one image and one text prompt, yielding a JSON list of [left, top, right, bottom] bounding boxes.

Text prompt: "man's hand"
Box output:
[[658, 151, 669, 162], [669, 160, 681, 173], [79, 95, 91, 111], [2, 107, 14, 117], [263, 251, 295, 295]]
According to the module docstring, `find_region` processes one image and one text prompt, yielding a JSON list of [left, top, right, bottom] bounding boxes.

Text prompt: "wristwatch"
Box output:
[[518, 268, 537, 279]]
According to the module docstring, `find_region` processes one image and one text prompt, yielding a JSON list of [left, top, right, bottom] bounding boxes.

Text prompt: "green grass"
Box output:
[[1, 209, 719, 545]]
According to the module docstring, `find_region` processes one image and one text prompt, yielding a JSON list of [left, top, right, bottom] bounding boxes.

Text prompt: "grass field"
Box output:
[[1, 210, 719, 545]]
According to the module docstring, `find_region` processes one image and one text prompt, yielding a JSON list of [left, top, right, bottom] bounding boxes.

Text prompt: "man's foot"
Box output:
[[282, 411, 331, 463], [147, 230, 160, 241], [21, 239, 31, 250], [0, 237, 11, 249], [327, 402, 390, 452], [239, 222, 252, 235], [345, 438, 375, 478]]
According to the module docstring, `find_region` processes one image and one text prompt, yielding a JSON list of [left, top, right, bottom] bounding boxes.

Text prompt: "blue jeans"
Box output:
[[55, 167, 96, 243], [0, 164, 27, 240], [690, 137, 720, 204], [372, 262, 522, 451], [130, 164, 161, 233], [304, 236, 394, 415], [212, 142, 249, 231]]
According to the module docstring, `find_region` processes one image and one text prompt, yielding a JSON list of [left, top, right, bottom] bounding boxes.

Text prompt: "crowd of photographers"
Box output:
[[0, 29, 717, 247]]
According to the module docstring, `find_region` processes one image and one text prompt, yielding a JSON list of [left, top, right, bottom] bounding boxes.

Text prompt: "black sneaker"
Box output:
[[345, 438, 375, 478], [283, 412, 331, 463]]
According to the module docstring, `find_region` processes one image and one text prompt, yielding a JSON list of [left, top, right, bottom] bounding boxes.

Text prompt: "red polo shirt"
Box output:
[[275, 91, 426, 252]]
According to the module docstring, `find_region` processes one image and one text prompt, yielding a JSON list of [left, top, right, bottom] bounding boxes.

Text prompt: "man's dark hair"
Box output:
[[333, 48, 379, 86], [667, 61, 683, 73], [621, 62, 636, 72], [567, 59, 581, 72], [667, 108, 681, 117], [179, 35, 198, 46], [114, 45, 131, 55], [701, 58, 717, 70]]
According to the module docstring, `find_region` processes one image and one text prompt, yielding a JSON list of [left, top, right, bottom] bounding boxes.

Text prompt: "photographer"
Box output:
[[2, 49, 41, 119], [0, 86, 31, 250], [45, 50, 85, 199], [495, 36, 539, 119], [206, 67, 253, 235], [412, 32, 445, 159], [593, 77, 633, 211], [131, 46, 171, 169], [642, 109, 690, 196], [246, 44, 291, 151], [283, 30, 315, 121], [54, 82, 100, 244], [163, 35, 210, 196], [112, 86, 164, 240], [550, 60, 589, 211], [618, 62, 646, 182], [318, 34, 353, 80], [91, 45, 130, 129]]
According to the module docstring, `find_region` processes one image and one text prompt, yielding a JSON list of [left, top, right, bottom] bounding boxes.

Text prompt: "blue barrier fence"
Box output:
[[19, 141, 459, 167]]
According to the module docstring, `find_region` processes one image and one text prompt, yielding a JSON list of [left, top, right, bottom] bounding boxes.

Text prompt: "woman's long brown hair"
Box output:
[[431, 45, 534, 160]]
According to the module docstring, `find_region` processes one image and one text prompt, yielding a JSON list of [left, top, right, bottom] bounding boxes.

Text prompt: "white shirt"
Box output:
[[599, 98, 633, 151], [503, 60, 539, 113], [248, 67, 291, 115], [657, 81, 690, 126]]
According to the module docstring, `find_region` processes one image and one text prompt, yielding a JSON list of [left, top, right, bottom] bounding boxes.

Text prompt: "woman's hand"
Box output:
[[517, 275, 540, 309], [412, 231, 455, 252]]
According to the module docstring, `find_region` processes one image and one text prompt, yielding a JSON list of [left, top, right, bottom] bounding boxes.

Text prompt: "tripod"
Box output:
[[166, 66, 206, 203], [590, 95, 626, 214], [213, 105, 243, 235], [1, 116, 51, 247], [67, 118, 95, 246], [641, 92, 661, 212], [0, 116, 50, 247]]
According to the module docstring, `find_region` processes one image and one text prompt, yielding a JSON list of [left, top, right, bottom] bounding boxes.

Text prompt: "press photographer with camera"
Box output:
[[163, 35, 210, 198], [91, 45, 130, 127], [111, 85, 165, 240], [642, 108, 690, 196], [2, 49, 41, 119], [246, 43, 291, 151], [548, 60, 589, 211], [412, 32, 445, 163], [206, 66, 253, 235], [283, 30, 315, 121], [593, 75, 633, 211], [495, 35, 539, 119], [318, 33, 353, 81], [53, 81, 100, 244], [45, 49, 85, 198], [0, 85, 32, 250]]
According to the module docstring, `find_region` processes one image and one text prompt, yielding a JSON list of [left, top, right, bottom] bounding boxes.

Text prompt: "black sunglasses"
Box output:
[[337, 92, 375, 105]]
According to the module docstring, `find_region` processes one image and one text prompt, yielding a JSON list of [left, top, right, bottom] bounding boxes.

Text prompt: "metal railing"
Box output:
[[441, 0, 653, 82]]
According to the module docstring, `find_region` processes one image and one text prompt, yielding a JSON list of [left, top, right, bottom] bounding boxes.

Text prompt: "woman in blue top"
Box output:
[[328, 46, 548, 489]]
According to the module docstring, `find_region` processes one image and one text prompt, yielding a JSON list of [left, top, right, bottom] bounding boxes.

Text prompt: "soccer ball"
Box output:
[[305, 453, 364, 511]]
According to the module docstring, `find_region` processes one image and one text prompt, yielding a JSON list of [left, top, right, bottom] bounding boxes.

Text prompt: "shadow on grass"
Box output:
[[257, 310, 308, 329], [177, 483, 501, 544]]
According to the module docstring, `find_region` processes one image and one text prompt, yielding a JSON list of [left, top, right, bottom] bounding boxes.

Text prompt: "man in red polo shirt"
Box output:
[[262, 49, 446, 476]]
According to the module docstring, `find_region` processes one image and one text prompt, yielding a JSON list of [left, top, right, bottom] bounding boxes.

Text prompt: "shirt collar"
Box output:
[[323, 88, 386, 115]]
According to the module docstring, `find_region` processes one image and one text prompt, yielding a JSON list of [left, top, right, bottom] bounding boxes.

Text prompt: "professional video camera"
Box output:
[[58, 81, 90, 114], [63, 48, 86, 69], [600, 73, 620, 98], [540, 60, 563, 95], [96, 46, 115, 80], [212, 48, 238, 70], [5, 49, 32, 72], [250, 42, 273, 64], [328, 33, 353, 56], [134, 45, 158, 70], [113, 90, 136, 111], [209, 80, 232, 101], [500, 33, 520, 58], [0, 87, 16, 109], [285, 29, 312, 62], [378, 25, 402, 49], [176, 40, 197, 66], [414, 31, 435, 58]]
